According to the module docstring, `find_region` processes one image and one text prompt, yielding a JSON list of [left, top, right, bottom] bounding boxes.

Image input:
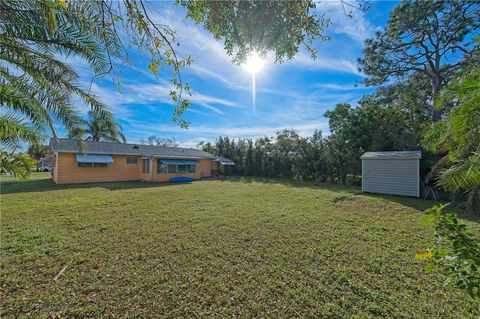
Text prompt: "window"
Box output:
[[156, 159, 196, 174], [157, 162, 168, 173], [78, 162, 107, 167], [142, 159, 150, 173], [126, 157, 137, 164], [177, 164, 187, 173]]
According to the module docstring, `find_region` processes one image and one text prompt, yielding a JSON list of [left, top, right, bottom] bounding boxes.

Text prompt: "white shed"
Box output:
[[361, 151, 421, 197]]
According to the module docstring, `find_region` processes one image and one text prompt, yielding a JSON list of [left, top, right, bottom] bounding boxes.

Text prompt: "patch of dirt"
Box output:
[[332, 195, 355, 203]]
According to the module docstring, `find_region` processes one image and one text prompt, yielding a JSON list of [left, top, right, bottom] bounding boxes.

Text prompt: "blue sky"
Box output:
[[66, 1, 399, 148]]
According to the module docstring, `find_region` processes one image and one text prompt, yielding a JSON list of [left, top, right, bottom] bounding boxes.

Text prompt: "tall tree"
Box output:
[[371, 72, 432, 141], [0, 0, 117, 137], [27, 144, 49, 160], [1, 0, 119, 178], [359, 0, 480, 122], [422, 58, 480, 213]]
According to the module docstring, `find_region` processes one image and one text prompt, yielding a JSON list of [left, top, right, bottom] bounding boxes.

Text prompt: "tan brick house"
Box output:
[[50, 139, 232, 184]]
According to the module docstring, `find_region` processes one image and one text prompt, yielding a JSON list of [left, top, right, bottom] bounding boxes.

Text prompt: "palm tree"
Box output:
[[423, 60, 480, 213], [0, 113, 39, 179], [0, 1, 120, 178], [76, 110, 126, 143]]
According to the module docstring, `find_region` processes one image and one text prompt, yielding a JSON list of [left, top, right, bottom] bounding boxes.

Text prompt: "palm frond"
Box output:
[[437, 153, 480, 192], [0, 150, 35, 181], [74, 109, 125, 143], [0, 113, 43, 149]]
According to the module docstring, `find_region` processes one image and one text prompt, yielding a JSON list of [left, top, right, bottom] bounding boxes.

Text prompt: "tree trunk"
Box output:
[[432, 78, 442, 122]]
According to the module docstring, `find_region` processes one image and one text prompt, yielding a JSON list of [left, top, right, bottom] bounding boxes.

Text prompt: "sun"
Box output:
[[242, 52, 266, 113], [242, 52, 265, 74]]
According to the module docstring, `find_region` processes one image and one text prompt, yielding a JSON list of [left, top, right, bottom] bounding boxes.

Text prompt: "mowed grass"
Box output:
[[1, 178, 479, 318]]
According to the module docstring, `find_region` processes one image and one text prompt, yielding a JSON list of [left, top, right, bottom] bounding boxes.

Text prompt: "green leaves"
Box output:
[[0, 0, 127, 180], [0, 113, 43, 150], [0, 150, 36, 181], [437, 154, 480, 193], [419, 204, 480, 299], [359, 0, 480, 121], [180, 0, 331, 64], [73, 110, 126, 143], [422, 62, 480, 212]]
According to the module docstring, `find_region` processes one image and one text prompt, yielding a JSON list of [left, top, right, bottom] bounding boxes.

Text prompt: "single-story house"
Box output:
[[50, 138, 233, 184]]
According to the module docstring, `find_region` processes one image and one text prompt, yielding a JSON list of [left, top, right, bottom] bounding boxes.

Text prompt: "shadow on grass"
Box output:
[[0, 178, 182, 195], [209, 177, 480, 223]]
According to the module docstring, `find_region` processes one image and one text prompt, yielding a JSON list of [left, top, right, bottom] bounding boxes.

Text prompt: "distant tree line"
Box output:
[[138, 136, 179, 147], [199, 75, 434, 185]]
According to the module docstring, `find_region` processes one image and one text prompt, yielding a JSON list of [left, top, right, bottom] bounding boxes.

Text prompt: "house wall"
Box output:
[[139, 158, 153, 181], [362, 158, 419, 197], [195, 159, 213, 179], [54, 153, 141, 184], [53, 153, 213, 184]]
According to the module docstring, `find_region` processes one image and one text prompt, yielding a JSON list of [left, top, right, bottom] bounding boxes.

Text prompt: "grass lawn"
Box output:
[[1, 178, 479, 318]]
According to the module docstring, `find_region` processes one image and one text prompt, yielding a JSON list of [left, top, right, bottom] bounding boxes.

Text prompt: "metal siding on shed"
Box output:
[[362, 159, 419, 197]]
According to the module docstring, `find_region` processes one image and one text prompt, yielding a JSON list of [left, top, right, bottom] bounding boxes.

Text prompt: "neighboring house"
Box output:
[[50, 138, 233, 184]]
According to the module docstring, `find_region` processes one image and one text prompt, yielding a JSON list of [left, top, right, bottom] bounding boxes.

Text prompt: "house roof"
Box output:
[[361, 151, 422, 160], [50, 138, 215, 159]]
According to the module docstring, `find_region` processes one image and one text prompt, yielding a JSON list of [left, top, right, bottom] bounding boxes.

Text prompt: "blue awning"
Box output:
[[76, 154, 114, 163], [160, 159, 197, 165]]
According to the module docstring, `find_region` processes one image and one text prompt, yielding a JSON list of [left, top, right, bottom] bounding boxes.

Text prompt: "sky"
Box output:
[[65, 0, 400, 148]]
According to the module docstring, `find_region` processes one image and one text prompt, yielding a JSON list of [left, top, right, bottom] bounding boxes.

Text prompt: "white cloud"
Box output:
[[290, 52, 362, 75], [175, 136, 213, 148], [315, 1, 374, 44], [197, 104, 224, 115], [189, 90, 241, 109], [312, 83, 368, 91], [74, 83, 133, 119], [84, 80, 241, 119], [149, 7, 278, 89], [189, 64, 231, 84], [129, 120, 329, 140]]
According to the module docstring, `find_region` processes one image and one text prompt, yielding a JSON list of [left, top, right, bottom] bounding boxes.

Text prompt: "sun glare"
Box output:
[[243, 53, 266, 113], [243, 53, 265, 74]]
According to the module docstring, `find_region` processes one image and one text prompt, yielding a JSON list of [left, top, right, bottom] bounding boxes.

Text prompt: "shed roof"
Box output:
[[213, 156, 236, 165], [361, 151, 421, 160], [50, 138, 215, 159]]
